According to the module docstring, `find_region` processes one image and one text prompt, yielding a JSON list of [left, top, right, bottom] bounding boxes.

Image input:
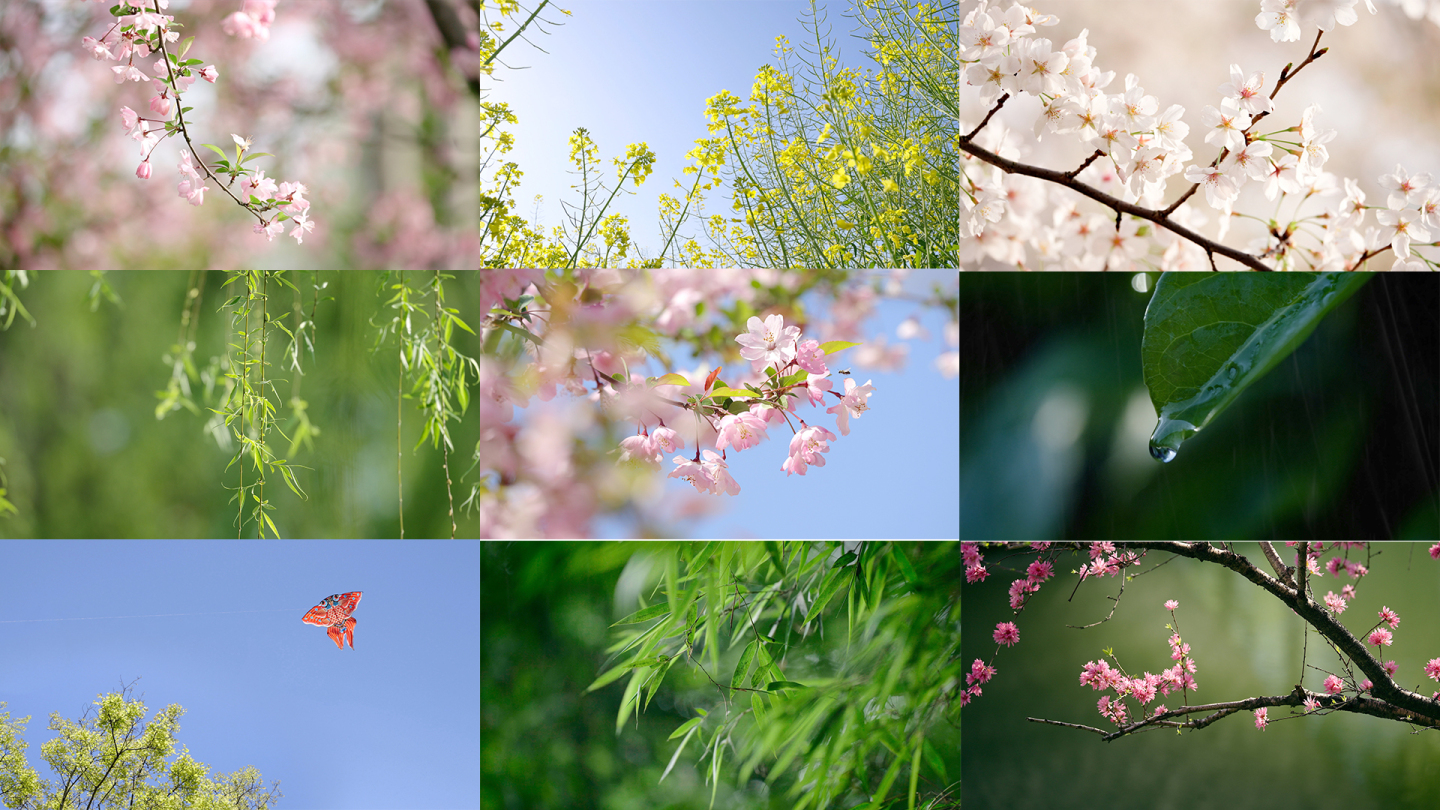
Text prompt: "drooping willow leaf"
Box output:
[[1140, 272, 1371, 462]]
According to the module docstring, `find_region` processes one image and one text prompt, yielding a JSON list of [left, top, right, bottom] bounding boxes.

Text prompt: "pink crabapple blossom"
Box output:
[[1164, 600, 1179, 611], [1367, 628, 1393, 647], [993, 622, 1020, 647], [1254, 707, 1268, 730], [1324, 674, 1345, 694]]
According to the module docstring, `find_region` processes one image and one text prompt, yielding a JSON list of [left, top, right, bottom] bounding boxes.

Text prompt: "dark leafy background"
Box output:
[[960, 274, 1439, 540]]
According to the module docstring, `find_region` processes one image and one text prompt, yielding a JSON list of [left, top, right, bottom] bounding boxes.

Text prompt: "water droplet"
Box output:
[[1149, 443, 1177, 463]]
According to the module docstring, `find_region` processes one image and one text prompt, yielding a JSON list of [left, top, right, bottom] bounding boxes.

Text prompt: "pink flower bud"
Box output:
[[149, 94, 172, 116], [200, 65, 218, 83], [136, 160, 152, 180]]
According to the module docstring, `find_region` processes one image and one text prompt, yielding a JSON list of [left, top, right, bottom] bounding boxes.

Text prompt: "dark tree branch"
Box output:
[[956, 139, 1275, 271], [425, 0, 479, 97], [1123, 542, 1440, 725]]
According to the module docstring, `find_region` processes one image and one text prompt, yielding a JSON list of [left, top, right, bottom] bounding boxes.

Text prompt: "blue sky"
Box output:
[[0, 541, 478, 810], [596, 269, 959, 539], [483, 0, 881, 259]]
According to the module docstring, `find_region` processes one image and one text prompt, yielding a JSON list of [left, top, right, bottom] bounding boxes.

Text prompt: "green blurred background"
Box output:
[[962, 542, 1440, 809], [960, 274, 1439, 540], [480, 541, 962, 810], [0, 271, 478, 538]]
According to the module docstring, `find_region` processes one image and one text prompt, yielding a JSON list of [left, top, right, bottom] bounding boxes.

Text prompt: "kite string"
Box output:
[[0, 609, 301, 624]]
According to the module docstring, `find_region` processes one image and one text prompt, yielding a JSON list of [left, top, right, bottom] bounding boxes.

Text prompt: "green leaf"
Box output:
[[818, 340, 862, 355], [240, 152, 274, 165], [645, 656, 675, 711], [584, 663, 631, 693], [708, 386, 755, 399], [179, 107, 193, 115], [724, 399, 750, 415], [890, 545, 919, 587], [834, 551, 858, 568], [659, 721, 700, 784], [921, 738, 948, 782], [765, 681, 805, 691], [777, 369, 809, 387], [1141, 272, 1370, 462], [732, 639, 757, 691], [668, 716, 703, 741], [612, 603, 669, 625], [200, 143, 228, 161], [651, 372, 691, 387], [808, 570, 850, 622]]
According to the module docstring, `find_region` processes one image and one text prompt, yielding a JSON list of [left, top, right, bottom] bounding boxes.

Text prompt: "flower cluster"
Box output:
[[84, 1, 318, 244], [958, 0, 1439, 271], [606, 313, 875, 496]]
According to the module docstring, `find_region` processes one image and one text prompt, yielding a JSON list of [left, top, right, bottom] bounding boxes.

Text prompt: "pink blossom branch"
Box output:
[[1033, 683, 1440, 743], [1122, 542, 1440, 724]]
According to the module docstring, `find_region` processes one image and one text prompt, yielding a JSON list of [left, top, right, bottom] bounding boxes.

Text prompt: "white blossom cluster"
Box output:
[[958, 0, 1440, 271]]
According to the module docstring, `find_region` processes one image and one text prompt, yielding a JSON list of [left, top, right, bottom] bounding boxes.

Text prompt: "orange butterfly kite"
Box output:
[[302, 591, 362, 650]]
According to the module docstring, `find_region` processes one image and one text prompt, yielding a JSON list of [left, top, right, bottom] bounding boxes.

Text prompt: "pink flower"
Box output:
[[1164, 600, 1179, 611], [1089, 542, 1115, 559], [1324, 591, 1347, 614], [1324, 674, 1344, 695], [290, 214, 315, 244], [715, 410, 769, 452], [993, 621, 1020, 647], [803, 374, 833, 407], [1303, 696, 1319, 712], [1378, 606, 1400, 629], [1430, 543, 1440, 560], [1007, 578, 1036, 610], [135, 160, 151, 180], [119, 105, 139, 131], [1254, 707, 1268, 730], [961, 543, 982, 568], [82, 36, 113, 61], [1368, 628, 1393, 647], [967, 659, 996, 686], [253, 219, 285, 241], [669, 456, 714, 494], [1425, 658, 1440, 682], [244, 0, 278, 25], [149, 93, 172, 116], [649, 426, 682, 455], [178, 150, 202, 184], [1026, 560, 1054, 583], [795, 338, 828, 375], [223, 11, 264, 40], [735, 314, 801, 372], [618, 434, 659, 468], [1341, 584, 1356, 601], [826, 377, 875, 436], [1080, 660, 1108, 689], [781, 424, 835, 476], [178, 177, 208, 206], [1360, 679, 1373, 692], [1383, 660, 1398, 677], [699, 450, 740, 496], [965, 563, 988, 584], [241, 170, 279, 201], [112, 64, 149, 84], [200, 65, 218, 83]]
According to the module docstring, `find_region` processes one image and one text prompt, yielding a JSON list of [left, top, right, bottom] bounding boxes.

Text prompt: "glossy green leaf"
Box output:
[[612, 603, 669, 625], [819, 340, 862, 355], [708, 386, 756, 399], [651, 372, 691, 387], [1140, 272, 1370, 462]]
